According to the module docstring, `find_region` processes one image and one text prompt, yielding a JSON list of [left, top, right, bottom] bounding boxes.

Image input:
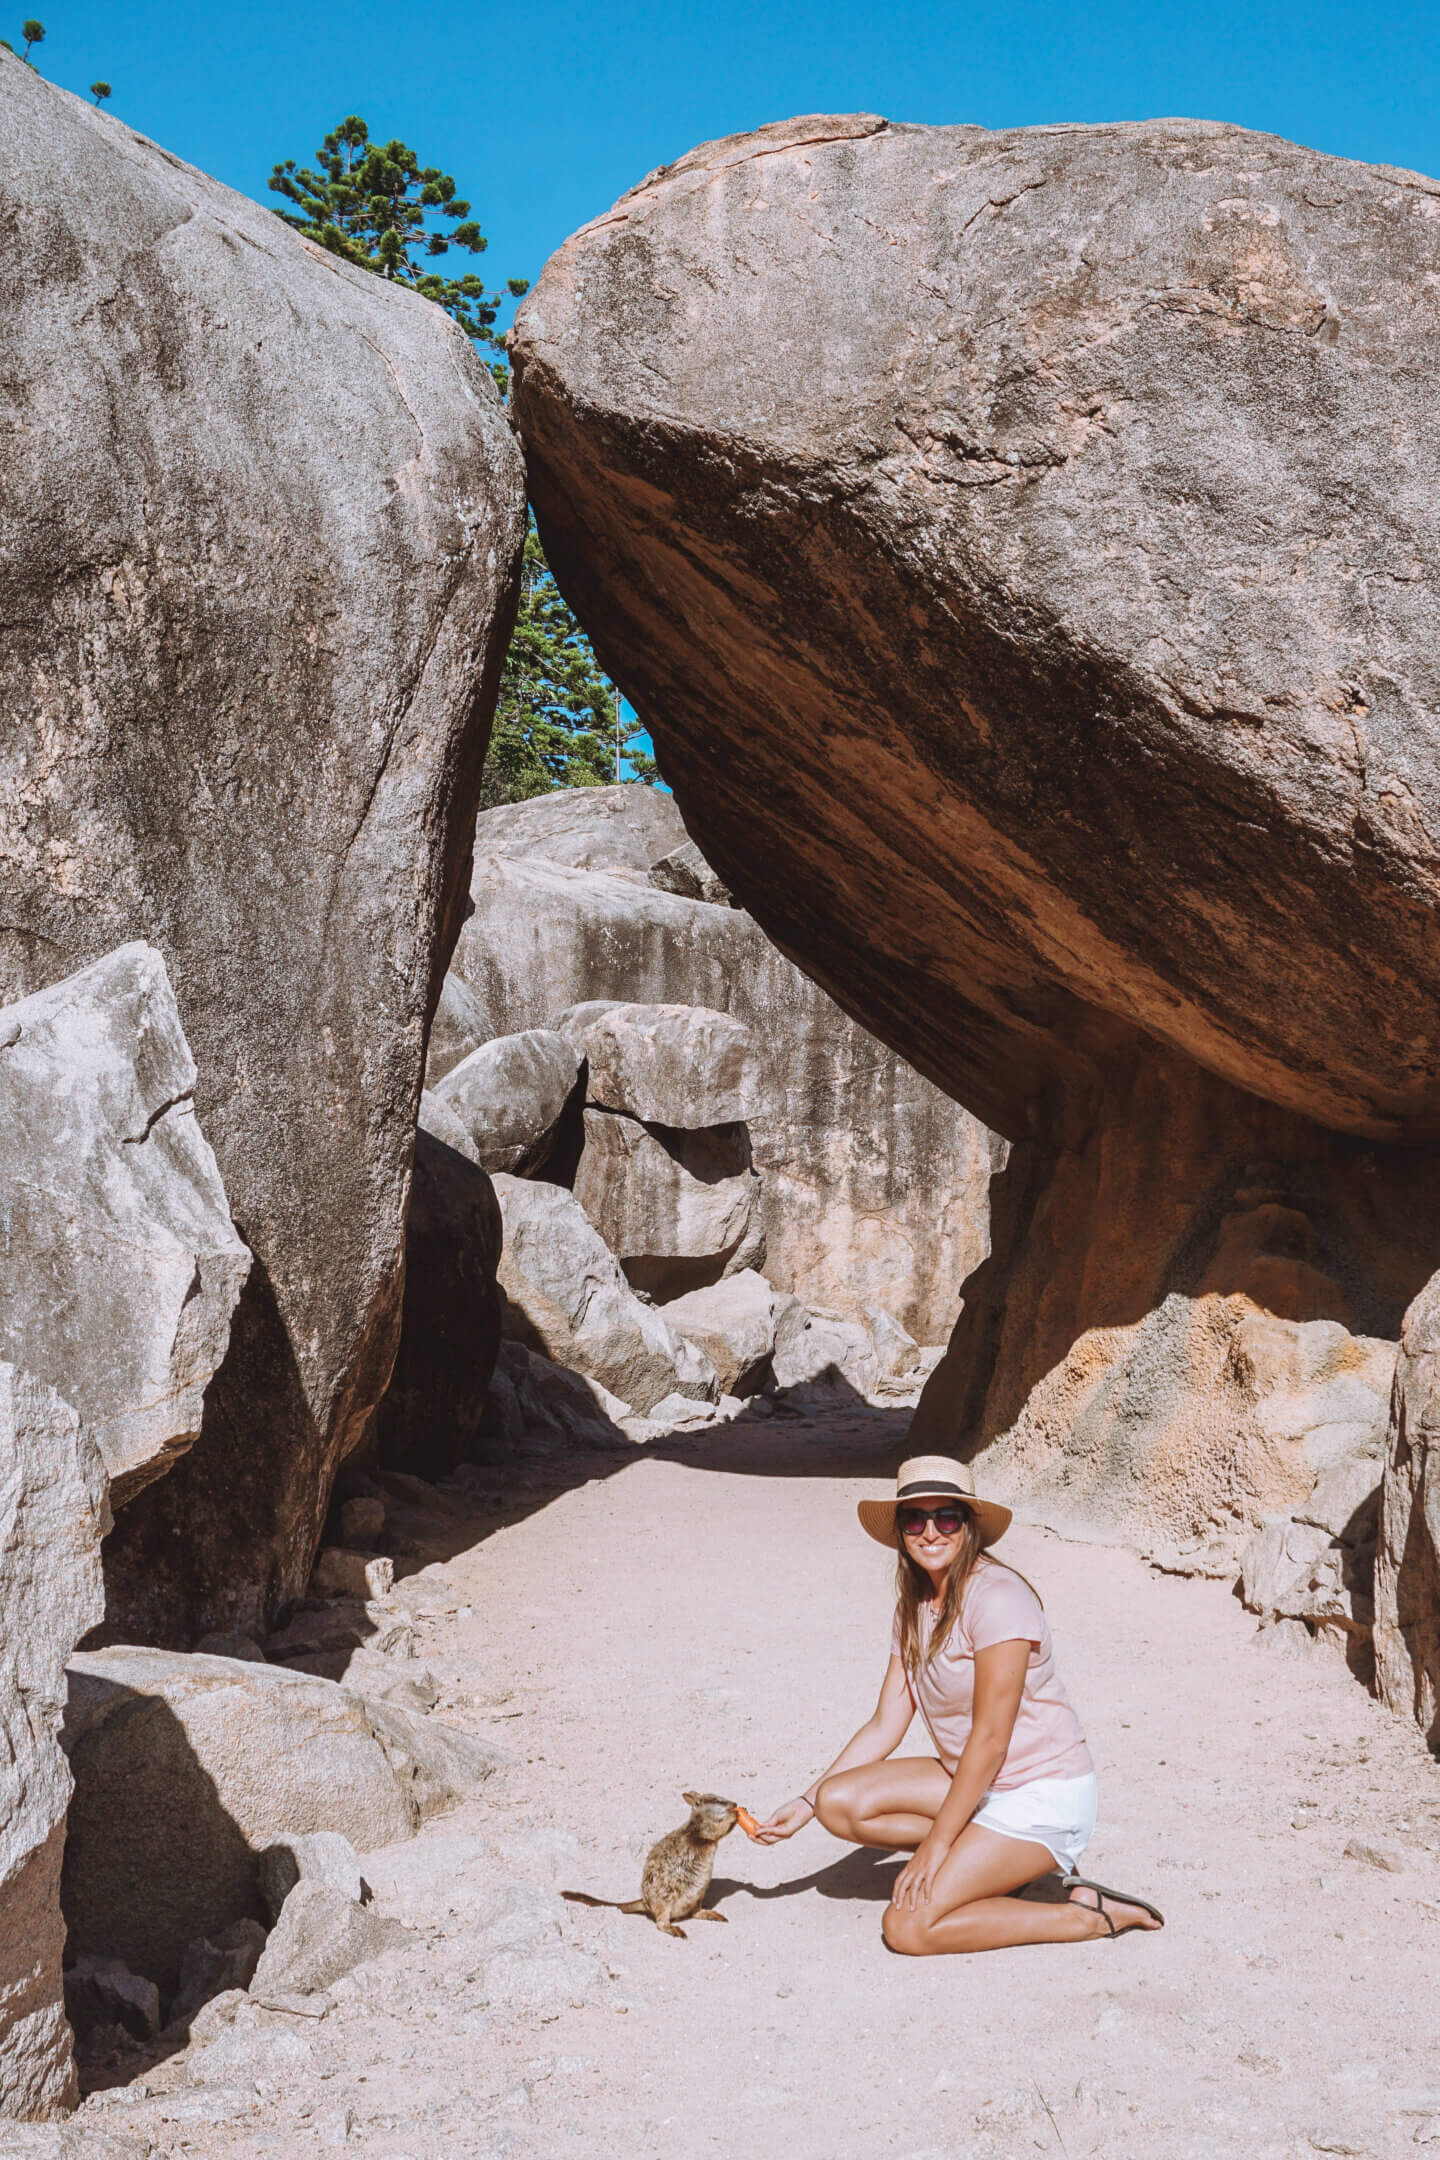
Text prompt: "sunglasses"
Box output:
[[897, 1504, 970, 1539]]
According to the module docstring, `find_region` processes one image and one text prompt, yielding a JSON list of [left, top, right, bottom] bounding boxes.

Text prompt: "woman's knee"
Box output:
[[813, 1771, 858, 1836], [881, 1902, 929, 1957]]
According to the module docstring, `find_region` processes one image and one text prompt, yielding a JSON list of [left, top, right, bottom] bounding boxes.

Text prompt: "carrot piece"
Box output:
[[736, 1805, 760, 1838]]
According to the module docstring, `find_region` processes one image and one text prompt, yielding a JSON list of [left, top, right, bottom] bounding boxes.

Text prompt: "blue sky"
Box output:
[[24, 0, 1438, 781], [27, 0, 1440, 338]]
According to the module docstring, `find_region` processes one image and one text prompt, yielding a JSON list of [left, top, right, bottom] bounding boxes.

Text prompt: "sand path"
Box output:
[[81, 1407, 1440, 2160]]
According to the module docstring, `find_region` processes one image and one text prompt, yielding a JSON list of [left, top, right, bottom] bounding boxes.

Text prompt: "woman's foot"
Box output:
[[1067, 1882, 1164, 1936]]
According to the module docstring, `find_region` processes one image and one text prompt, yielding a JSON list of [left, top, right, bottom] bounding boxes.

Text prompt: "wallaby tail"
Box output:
[[561, 1889, 647, 1914]]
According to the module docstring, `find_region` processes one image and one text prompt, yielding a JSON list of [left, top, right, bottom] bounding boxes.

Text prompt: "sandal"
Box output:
[[1062, 1875, 1166, 1933]]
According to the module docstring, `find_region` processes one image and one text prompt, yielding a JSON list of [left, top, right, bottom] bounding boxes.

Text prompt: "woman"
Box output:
[[756, 1455, 1164, 1953]]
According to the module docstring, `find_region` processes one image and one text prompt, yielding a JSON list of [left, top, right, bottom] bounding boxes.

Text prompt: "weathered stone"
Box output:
[[0, 2130, 156, 2158], [0, 945, 249, 1506], [0, 1367, 108, 2119], [418, 1090, 481, 1165], [493, 1174, 716, 1413], [979, 1296, 1396, 1567], [61, 1958, 160, 2045], [1376, 1271, 1440, 1739], [468, 782, 685, 874], [661, 1270, 794, 1397], [356, 1698, 505, 1819], [372, 1129, 504, 1483], [434, 1029, 583, 1176], [573, 1110, 765, 1298], [453, 797, 992, 1342], [558, 1001, 767, 1129], [60, 1648, 422, 1990], [424, 974, 494, 1088], [257, 1834, 367, 1924], [186, 2021, 314, 2088], [1239, 1519, 1370, 1635], [484, 1341, 631, 1444], [311, 1551, 394, 1601], [249, 1882, 410, 2000], [0, 63, 526, 1639], [166, 1920, 266, 2029], [771, 1304, 879, 1400], [649, 841, 731, 906]]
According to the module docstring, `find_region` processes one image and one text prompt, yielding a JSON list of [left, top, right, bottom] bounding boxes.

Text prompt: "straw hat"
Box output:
[[856, 1455, 1012, 1549]]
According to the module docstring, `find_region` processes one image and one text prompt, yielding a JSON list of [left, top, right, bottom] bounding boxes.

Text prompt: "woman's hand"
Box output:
[[753, 1797, 814, 1845], [891, 1832, 951, 1910]]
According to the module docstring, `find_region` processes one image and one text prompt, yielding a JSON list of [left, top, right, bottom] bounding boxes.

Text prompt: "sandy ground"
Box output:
[[76, 1404, 1440, 2160]]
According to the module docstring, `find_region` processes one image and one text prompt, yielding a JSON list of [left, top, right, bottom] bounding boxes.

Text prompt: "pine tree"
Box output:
[[268, 118, 527, 369], [20, 18, 43, 61], [270, 115, 659, 804], [91, 80, 111, 105], [481, 523, 657, 809]]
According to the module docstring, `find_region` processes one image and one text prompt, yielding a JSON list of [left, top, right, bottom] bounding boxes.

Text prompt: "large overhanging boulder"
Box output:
[[512, 112, 1440, 1146], [0, 63, 525, 1638], [511, 117, 1440, 1609]]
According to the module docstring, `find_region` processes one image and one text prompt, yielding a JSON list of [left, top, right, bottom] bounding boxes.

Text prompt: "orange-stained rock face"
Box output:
[[512, 114, 1440, 1145]]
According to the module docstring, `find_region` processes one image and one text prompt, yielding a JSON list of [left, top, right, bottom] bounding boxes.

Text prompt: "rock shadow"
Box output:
[[60, 1684, 269, 2090]]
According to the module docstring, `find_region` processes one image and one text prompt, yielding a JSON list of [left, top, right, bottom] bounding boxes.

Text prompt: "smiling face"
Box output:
[[897, 1500, 973, 1582]]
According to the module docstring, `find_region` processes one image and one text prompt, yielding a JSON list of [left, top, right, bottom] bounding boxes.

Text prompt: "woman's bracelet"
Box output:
[[796, 1794, 817, 1816]]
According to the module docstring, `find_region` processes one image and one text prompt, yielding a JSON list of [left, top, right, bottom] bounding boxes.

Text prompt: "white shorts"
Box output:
[[971, 1771, 1098, 1873]]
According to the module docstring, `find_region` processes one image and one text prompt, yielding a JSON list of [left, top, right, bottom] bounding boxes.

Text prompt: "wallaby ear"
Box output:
[[682, 1789, 700, 1806]]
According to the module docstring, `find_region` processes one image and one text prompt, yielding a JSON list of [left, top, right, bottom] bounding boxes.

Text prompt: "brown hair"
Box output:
[[894, 1509, 1043, 1676]]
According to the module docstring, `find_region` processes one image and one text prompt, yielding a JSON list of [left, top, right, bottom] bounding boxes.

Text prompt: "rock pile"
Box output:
[[449, 785, 998, 1345], [383, 784, 982, 1466]]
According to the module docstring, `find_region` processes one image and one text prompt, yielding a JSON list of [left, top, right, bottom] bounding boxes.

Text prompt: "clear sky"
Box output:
[[26, 0, 1440, 338]]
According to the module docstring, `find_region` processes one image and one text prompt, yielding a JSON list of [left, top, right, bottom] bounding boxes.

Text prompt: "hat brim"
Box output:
[[857, 1492, 1013, 1549]]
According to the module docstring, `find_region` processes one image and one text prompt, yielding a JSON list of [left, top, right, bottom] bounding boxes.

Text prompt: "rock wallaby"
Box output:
[[563, 1791, 740, 1938]]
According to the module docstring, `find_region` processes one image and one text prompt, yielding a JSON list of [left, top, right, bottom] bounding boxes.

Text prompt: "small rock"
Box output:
[[386, 1570, 465, 1619], [340, 1497, 385, 1547], [361, 1696, 506, 1816], [63, 1956, 161, 2043], [167, 1918, 267, 2028], [185, 1989, 248, 2045], [256, 1990, 332, 2018], [249, 1881, 411, 1998], [191, 1632, 267, 1662], [312, 1550, 394, 1600], [258, 1832, 369, 1923], [316, 2105, 355, 2146], [186, 2022, 314, 2088], [1344, 1838, 1406, 1873]]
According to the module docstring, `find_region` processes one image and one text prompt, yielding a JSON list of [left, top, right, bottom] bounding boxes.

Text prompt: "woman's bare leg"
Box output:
[[814, 1758, 951, 1850], [881, 1824, 1144, 1955]]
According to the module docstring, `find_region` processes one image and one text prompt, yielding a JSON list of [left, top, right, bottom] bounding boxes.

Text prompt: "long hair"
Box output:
[[894, 1513, 1044, 1676]]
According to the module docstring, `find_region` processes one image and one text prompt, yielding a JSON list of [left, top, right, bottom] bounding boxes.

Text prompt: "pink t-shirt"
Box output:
[[890, 1558, 1093, 1791]]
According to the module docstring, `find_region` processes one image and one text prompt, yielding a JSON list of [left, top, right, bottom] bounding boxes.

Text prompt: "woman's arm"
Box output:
[[890, 1638, 1030, 1908], [754, 1654, 915, 1842]]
